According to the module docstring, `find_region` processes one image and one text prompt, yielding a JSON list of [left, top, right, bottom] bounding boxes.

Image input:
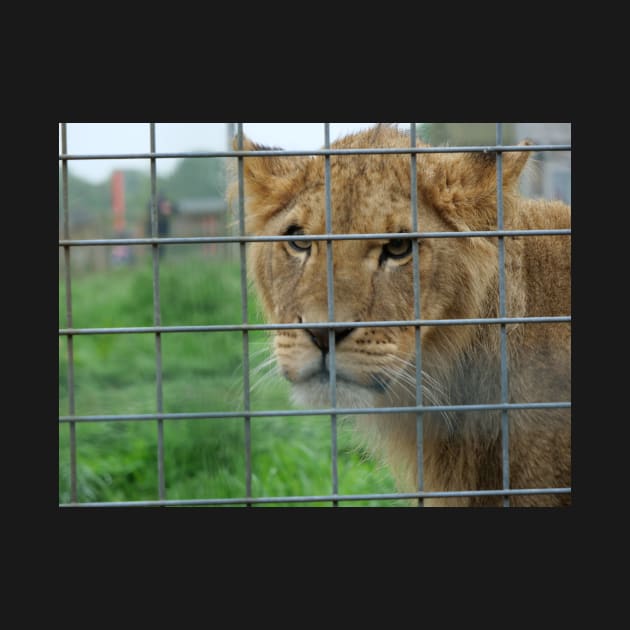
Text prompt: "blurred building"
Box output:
[[513, 123, 571, 205], [175, 197, 227, 232], [173, 196, 232, 258]]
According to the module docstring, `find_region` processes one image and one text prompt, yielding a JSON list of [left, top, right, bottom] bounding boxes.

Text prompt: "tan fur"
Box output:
[[230, 124, 571, 507]]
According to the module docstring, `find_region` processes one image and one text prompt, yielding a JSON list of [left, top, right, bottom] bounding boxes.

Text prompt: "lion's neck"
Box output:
[[363, 341, 507, 505]]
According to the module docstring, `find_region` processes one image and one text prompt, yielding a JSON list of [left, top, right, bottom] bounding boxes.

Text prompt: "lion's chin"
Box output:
[[290, 377, 379, 411]]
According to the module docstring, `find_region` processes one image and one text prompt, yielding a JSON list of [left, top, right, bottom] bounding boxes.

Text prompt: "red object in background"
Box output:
[[111, 170, 126, 233]]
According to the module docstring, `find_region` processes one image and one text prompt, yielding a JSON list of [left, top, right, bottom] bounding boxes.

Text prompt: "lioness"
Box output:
[[234, 124, 570, 507]]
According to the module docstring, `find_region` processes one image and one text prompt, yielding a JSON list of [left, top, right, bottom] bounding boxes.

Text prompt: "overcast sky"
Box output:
[[59, 123, 397, 184]]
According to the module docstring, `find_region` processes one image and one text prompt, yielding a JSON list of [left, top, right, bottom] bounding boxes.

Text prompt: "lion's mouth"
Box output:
[[290, 374, 382, 410], [291, 367, 388, 395]]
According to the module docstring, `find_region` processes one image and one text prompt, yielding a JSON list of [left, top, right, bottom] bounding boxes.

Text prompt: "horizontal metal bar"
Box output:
[[59, 316, 570, 337], [59, 401, 571, 424], [58, 228, 571, 248], [59, 486, 571, 507], [58, 144, 571, 162]]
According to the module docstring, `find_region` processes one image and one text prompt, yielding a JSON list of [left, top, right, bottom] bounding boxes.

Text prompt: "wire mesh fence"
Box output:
[[58, 123, 571, 507]]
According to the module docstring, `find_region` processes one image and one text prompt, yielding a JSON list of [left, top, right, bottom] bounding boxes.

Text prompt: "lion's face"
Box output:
[[250, 174, 451, 410], [238, 126, 529, 409]]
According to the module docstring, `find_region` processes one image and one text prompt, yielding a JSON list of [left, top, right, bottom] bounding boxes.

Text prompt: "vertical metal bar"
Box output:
[[237, 123, 252, 505], [226, 123, 235, 151], [226, 123, 237, 262], [150, 123, 166, 501], [324, 123, 339, 507], [496, 123, 510, 507], [61, 123, 77, 503], [410, 123, 424, 507]]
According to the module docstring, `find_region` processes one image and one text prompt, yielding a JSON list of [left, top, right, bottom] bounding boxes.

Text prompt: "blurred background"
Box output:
[[58, 122, 571, 506], [59, 122, 570, 274]]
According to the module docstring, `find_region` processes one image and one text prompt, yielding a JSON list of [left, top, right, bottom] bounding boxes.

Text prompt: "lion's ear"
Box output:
[[234, 135, 303, 179], [231, 135, 305, 233], [422, 140, 532, 230]]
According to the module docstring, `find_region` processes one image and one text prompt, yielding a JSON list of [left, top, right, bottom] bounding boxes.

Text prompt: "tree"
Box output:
[[162, 157, 226, 200], [417, 123, 516, 146]]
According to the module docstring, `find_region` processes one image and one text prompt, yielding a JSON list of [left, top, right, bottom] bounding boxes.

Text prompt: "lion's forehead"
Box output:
[[287, 185, 418, 235]]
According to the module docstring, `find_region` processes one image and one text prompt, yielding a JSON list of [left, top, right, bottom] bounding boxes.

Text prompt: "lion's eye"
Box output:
[[285, 225, 312, 253], [383, 238, 413, 259], [289, 238, 312, 252]]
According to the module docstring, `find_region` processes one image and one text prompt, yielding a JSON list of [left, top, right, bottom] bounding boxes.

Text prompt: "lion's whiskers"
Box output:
[[380, 354, 456, 433]]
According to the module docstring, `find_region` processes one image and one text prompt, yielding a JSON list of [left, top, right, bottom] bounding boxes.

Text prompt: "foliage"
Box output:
[[417, 123, 516, 146], [164, 157, 226, 200]]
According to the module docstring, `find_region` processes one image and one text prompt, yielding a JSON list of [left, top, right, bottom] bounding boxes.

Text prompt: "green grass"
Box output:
[[59, 253, 398, 507]]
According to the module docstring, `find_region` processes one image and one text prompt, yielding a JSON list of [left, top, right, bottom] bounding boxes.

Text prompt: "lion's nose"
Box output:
[[306, 327, 354, 353]]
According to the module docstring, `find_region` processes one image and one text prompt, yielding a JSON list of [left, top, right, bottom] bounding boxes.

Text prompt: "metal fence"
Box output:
[[58, 123, 571, 507]]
